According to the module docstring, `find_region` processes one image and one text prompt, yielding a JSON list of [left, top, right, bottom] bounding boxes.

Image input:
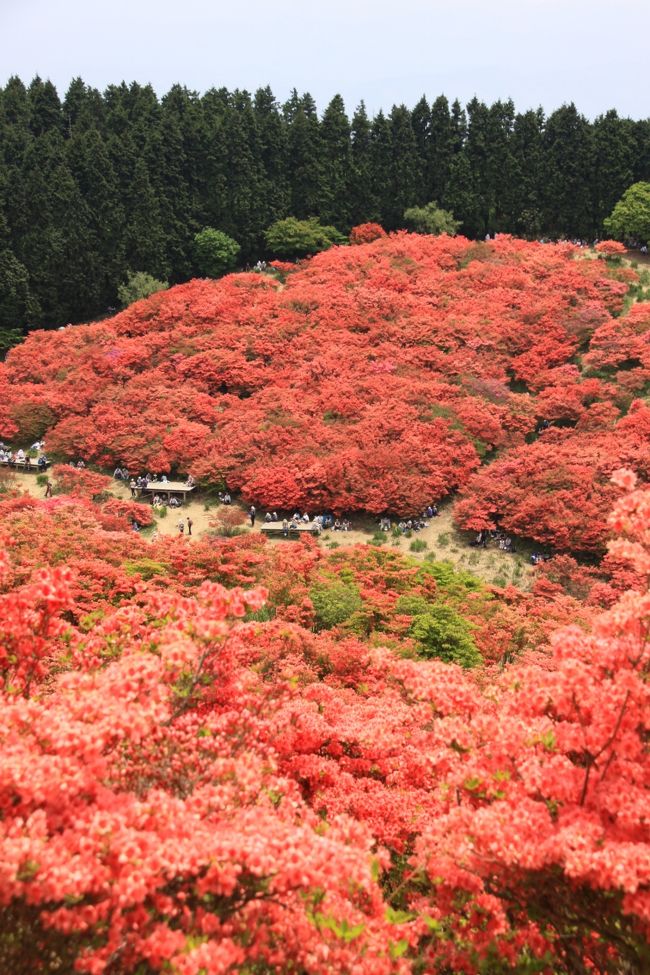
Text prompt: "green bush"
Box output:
[[310, 578, 363, 630], [409, 538, 428, 553], [123, 558, 168, 580], [193, 227, 240, 278], [118, 271, 169, 308], [264, 217, 346, 259], [410, 605, 481, 668]]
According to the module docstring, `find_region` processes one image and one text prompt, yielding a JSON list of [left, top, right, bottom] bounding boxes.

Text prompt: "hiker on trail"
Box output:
[[44, 479, 53, 498], [249, 505, 256, 526], [187, 516, 193, 536]]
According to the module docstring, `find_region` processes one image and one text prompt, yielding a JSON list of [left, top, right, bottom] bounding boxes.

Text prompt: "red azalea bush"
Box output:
[[349, 222, 387, 244], [595, 239, 627, 256]]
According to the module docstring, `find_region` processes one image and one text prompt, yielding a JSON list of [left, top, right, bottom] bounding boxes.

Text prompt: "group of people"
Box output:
[[530, 552, 552, 565], [472, 529, 515, 552], [0, 444, 49, 469], [113, 467, 196, 505]]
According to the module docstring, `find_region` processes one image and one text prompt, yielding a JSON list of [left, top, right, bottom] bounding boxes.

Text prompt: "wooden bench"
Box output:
[[0, 458, 49, 472], [141, 481, 196, 505], [260, 522, 321, 539]]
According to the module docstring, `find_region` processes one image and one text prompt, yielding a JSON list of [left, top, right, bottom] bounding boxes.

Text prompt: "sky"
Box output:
[[1, 0, 648, 119]]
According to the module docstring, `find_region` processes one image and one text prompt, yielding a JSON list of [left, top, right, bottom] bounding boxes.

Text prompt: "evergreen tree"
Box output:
[[349, 102, 378, 224], [429, 95, 454, 204], [254, 86, 290, 227], [592, 110, 635, 231], [285, 92, 323, 219], [27, 76, 62, 137], [511, 108, 545, 237], [411, 95, 432, 202], [221, 90, 265, 257], [319, 94, 352, 228], [387, 105, 422, 226], [542, 103, 594, 239], [370, 110, 393, 226]]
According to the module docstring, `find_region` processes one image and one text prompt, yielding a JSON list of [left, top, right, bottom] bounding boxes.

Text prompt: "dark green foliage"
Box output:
[[403, 201, 460, 236], [117, 271, 169, 308], [193, 227, 240, 277], [310, 579, 363, 630], [604, 181, 650, 246], [264, 217, 345, 258], [410, 605, 481, 668], [1, 76, 650, 330]]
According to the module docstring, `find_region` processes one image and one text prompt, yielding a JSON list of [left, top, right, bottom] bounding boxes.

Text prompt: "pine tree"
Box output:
[[349, 102, 379, 224], [319, 94, 351, 228], [387, 104, 422, 227], [429, 95, 454, 204], [370, 110, 393, 226], [221, 90, 265, 257], [511, 108, 545, 237], [592, 110, 635, 232], [254, 86, 290, 227], [411, 96, 431, 203], [542, 104, 594, 239], [285, 92, 323, 219]]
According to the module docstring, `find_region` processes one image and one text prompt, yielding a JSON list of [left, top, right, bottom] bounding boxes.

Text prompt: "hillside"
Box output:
[[2, 233, 649, 555]]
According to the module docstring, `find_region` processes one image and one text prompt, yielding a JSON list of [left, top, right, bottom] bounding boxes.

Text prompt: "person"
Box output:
[[333, 519, 341, 531], [186, 474, 195, 487], [272, 511, 278, 521], [16, 448, 25, 463], [153, 495, 162, 507], [130, 478, 137, 498], [178, 520, 185, 534], [169, 496, 180, 508], [302, 513, 310, 523], [37, 454, 47, 469], [114, 467, 123, 480], [265, 512, 272, 522], [282, 518, 289, 537], [132, 520, 140, 532], [292, 512, 301, 522], [224, 492, 231, 505], [249, 505, 256, 526], [187, 516, 193, 536], [77, 459, 85, 469], [161, 474, 168, 484], [44, 478, 53, 498]]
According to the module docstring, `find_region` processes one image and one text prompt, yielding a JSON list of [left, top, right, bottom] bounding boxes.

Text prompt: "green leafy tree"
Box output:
[[410, 604, 481, 668], [117, 270, 168, 308], [264, 216, 345, 258], [604, 181, 650, 246], [193, 227, 240, 277], [403, 200, 460, 235], [319, 94, 351, 228], [310, 579, 363, 630], [0, 248, 40, 331]]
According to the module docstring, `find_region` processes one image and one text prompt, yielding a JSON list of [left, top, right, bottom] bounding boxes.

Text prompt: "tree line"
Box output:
[[1, 75, 649, 331]]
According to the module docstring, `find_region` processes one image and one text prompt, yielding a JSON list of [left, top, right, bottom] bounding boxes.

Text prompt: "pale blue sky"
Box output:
[[1, 0, 648, 119]]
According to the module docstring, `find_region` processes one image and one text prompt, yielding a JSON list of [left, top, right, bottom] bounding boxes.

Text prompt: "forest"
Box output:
[[1, 75, 650, 328]]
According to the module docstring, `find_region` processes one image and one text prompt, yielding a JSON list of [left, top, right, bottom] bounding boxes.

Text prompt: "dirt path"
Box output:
[[8, 471, 535, 589]]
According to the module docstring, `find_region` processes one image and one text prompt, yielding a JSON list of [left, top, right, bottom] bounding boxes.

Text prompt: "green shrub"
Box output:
[[409, 538, 428, 553], [123, 558, 168, 580], [310, 579, 363, 630], [410, 605, 481, 668]]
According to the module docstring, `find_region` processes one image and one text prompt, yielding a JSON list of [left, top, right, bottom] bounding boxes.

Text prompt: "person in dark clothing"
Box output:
[[187, 516, 193, 536], [44, 479, 53, 498]]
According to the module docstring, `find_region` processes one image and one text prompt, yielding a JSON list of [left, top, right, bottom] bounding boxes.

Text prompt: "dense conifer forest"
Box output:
[[1, 75, 649, 329]]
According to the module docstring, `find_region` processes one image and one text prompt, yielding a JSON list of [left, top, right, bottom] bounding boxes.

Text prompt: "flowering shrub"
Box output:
[[0, 473, 647, 971], [349, 222, 387, 244]]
